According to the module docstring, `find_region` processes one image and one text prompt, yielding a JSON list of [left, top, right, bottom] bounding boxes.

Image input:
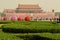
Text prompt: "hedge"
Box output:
[[2, 21, 60, 33], [16, 33, 60, 40], [17, 34, 55, 40], [0, 20, 12, 24]]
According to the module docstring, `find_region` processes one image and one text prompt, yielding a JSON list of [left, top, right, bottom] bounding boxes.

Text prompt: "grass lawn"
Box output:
[[0, 29, 60, 40], [0, 29, 23, 40], [2, 21, 60, 33], [0, 21, 60, 40]]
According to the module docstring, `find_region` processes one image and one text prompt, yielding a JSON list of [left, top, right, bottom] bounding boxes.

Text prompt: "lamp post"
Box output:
[[30, 13, 33, 21], [36, 17, 39, 21]]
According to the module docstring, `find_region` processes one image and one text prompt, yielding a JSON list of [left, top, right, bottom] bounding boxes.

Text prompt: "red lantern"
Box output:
[[25, 16, 30, 21]]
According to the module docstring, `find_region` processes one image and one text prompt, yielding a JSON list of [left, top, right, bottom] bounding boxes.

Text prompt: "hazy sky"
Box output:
[[0, 0, 60, 12]]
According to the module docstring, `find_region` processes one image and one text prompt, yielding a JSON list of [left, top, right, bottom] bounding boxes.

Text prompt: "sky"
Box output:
[[0, 0, 60, 12]]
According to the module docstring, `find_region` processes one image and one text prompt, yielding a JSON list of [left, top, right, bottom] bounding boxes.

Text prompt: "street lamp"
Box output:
[[30, 13, 33, 21]]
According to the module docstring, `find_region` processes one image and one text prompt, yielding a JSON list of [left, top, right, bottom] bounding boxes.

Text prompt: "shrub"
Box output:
[[17, 17, 23, 21], [3, 17, 7, 20], [11, 16, 16, 21]]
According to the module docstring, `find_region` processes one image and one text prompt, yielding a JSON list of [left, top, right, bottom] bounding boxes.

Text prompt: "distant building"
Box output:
[[2, 4, 59, 21]]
